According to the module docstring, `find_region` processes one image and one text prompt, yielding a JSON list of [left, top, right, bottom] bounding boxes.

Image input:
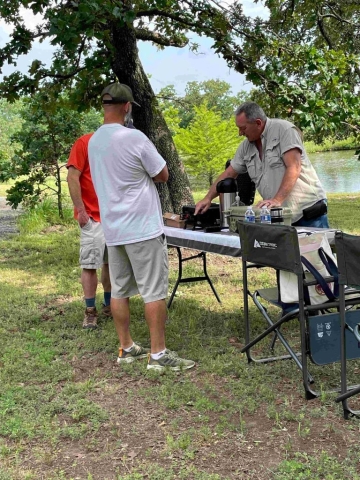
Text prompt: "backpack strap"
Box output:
[[300, 254, 336, 302], [318, 248, 339, 297]]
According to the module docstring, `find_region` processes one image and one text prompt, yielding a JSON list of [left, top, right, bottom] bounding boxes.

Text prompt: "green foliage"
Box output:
[[0, 1, 229, 107], [275, 451, 360, 479], [158, 80, 249, 128], [238, 2, 360, 145], [0, 0, 359, 148], [0, 99, 23, 167], [17, 197, 73, 235], [1, 92, 101, 215], [172, 103, 239, 186], [304, 136, 359, 154]]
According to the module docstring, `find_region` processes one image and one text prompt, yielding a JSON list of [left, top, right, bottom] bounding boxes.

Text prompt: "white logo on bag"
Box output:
[[254, 239, 277, 249]]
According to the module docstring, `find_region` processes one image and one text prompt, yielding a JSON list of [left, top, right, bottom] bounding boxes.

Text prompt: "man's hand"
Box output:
[[78, 209, 90, 228], [195, 198, 211, 215], [256, 198, 282, 209]]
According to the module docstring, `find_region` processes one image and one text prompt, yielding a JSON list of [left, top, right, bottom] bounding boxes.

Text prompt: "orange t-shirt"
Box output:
[[66, 133, 101, 222]]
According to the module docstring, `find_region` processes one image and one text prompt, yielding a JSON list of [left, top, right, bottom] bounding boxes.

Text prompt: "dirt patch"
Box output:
[[15, 357, 359, 480], [0, 196, 21, 239]]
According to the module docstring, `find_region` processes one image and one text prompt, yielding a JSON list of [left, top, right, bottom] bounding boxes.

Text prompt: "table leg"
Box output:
[[167, 247, 221, 308]]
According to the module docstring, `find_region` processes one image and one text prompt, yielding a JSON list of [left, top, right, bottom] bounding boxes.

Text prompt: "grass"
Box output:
[[1, 193, 360, 479], [304, 136, 358, 153]]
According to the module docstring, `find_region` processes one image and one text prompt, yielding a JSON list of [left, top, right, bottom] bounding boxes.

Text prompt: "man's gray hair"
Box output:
[[235, 102, 267, 122]]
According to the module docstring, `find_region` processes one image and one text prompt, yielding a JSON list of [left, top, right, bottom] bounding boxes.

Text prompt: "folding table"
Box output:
[[164, 225, 336, 308]]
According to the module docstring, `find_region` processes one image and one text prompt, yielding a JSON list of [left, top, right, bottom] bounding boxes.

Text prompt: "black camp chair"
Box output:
[[238, 221, 360, 400], [334, 231, 360, 418]]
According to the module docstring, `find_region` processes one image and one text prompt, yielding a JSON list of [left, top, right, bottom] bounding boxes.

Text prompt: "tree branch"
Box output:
[[323, 3, 356, 26], [316, 14, 333, 49], [341, 121, 360, 134], [40, 66, 88, 80], [135, 28, 188, 47], [136, 8, 200, 29]]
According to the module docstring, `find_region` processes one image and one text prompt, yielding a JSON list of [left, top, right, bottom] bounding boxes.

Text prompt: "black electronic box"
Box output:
[[181, 204, 221, 230]]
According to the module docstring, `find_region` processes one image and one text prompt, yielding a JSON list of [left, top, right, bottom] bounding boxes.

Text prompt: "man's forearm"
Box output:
[[273, 166, 300, 204], [67, 177, 86, 213]]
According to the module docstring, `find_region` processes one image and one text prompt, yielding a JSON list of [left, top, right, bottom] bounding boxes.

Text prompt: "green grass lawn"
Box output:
[[0, 193, 360, 479]]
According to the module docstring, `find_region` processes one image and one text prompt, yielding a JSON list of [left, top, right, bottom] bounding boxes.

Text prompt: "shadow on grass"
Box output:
[[1, 226, 360, 479]]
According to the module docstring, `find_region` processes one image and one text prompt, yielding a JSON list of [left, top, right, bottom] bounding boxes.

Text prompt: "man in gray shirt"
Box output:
[[195, 102, 329, 228]]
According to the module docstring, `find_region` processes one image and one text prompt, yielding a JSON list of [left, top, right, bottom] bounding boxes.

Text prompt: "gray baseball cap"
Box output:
[[101, 83, 140, 107]]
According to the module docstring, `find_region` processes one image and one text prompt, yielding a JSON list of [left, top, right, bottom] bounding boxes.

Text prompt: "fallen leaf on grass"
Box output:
[[228, 337, 240, 343], [228, 337, 244, 348]]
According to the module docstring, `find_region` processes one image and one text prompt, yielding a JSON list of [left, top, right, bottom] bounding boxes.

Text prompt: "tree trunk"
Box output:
[[109, 21, 194, 214], [55, 163, 63, 219]]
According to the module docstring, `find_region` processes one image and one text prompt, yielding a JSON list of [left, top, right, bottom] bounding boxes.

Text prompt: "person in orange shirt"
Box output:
[[67, 133, 111, 329]]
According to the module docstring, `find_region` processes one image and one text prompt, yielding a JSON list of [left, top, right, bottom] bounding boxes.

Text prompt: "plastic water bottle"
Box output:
[[260, 206, 271, 224], [244, 206, 256, 223]]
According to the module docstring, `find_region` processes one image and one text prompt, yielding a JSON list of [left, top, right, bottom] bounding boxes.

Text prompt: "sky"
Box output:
[[0, 1, 268, 96]]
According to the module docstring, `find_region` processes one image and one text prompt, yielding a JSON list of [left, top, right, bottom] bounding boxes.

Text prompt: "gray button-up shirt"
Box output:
[[231, 118, 326, 223]]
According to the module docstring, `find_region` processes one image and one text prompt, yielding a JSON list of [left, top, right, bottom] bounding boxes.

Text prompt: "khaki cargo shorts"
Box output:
[[79, 218, 108, 270], [108, 234, 168, 303]]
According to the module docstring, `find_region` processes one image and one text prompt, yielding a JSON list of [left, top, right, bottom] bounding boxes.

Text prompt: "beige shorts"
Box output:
[[108, 234, 168, 303], [79, 218, 108, 270]]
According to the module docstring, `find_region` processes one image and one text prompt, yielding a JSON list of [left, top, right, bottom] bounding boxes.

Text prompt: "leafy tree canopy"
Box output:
[[0, 1, 236, 107], [1, 0, 359, 140], [0, 0, 359, 213], [171, 103, 240, 186], [157, 80, 249, 128], [241, 0, 360, 141], [0, 99, 23, 166], [2, 91, 101, 214]]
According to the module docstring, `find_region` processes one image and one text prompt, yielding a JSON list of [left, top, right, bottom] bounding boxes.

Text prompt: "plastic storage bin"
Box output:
[[227, 206, 292, 232]]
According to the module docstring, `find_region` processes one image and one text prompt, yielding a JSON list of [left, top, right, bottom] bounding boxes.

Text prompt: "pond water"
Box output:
[[309, 150, 360, 194]]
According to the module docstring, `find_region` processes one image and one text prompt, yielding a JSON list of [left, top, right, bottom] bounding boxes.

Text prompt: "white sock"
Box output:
[[124, 343, 135, 352], [151, 349, 166, 360]]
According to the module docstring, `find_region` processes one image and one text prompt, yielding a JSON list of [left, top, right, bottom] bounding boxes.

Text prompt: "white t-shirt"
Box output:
[[88, 124, 166, 245]]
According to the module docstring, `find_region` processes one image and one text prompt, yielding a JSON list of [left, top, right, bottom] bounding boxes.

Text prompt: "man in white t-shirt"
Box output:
[[88, 82, 194, 371]]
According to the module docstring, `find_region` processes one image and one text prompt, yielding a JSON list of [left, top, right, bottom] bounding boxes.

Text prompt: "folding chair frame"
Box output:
[[238, 222, 348, 400], [334, 231, 360, 418]]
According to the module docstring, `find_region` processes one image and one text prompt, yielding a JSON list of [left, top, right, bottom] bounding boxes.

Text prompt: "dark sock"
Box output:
[[104, 292, 111, 306], [85, 297, 96, 308]]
